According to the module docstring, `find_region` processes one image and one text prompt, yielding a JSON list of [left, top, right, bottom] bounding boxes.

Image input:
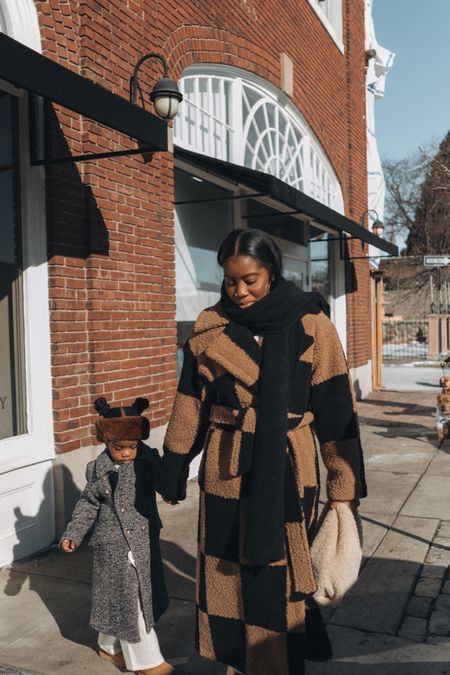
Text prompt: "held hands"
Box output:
[[60, 539, 77, 553]]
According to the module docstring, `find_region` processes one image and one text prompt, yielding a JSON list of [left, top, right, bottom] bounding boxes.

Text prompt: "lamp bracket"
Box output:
[[324, 233, 395, 261], [130, 52, 169, 105], [28, 93, 162, 166], [30, 145, 156, 166]]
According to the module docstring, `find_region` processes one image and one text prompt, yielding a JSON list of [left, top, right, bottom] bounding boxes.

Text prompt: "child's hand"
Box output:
[[60, 539, 77, 553]]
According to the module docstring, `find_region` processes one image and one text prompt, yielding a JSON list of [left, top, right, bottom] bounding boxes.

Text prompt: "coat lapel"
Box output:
[[94, 449, 115, 478], [189, 303, 261, 388]]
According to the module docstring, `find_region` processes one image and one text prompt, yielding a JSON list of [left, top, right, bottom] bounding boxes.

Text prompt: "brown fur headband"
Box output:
[[94, 397, 150, 442]]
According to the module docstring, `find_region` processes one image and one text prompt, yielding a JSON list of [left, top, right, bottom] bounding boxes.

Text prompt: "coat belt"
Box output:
[[209, 404, 314, 426], [209, 404, 257, 476], [209, 405, 314, 476], [208, 403, 318, 594]]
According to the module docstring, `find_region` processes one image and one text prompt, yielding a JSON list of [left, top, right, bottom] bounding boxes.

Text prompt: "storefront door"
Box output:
[[0, 84, 54, 565]]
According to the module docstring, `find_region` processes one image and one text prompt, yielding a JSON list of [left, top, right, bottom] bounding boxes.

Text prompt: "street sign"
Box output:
[[424, 255, 450, 267]]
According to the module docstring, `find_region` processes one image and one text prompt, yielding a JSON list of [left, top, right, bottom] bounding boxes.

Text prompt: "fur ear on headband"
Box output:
[[94, 397, 110, 416], [133, 397, 149, 414]]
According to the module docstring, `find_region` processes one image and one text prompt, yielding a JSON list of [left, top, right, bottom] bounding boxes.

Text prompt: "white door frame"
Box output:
[[0, 0, 54, 565]]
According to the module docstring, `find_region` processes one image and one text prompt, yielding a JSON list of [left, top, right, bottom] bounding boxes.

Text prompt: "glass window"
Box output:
[[310, 234, 331, 302], [174, 168, 233, 369], [0, 91, 27, 440], [245, 200, 310, 290], [174, 68, 343, 211], [283, 254, 309, 290], [245, 200, 308, 247]]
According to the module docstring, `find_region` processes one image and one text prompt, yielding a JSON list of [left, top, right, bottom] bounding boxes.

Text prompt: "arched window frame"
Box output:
[[0, 0, 41, 50], [174, 64, 344, 214]]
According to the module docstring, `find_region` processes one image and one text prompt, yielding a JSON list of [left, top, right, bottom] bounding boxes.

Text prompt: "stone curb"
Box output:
[[398, 520, 450, 643]]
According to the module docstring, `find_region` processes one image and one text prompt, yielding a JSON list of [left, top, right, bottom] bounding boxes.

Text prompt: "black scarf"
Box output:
[[220, 277, 328, 565]]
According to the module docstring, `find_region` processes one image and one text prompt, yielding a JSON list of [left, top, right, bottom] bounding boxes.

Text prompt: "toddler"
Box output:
[[60, 397, 174, 675]]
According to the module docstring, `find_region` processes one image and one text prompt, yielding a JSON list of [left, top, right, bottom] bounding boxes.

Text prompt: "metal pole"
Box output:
[[438, 268, 442, 355]]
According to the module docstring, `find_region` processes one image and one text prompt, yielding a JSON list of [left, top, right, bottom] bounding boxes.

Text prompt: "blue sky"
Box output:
[[372, 0, 450, 160]]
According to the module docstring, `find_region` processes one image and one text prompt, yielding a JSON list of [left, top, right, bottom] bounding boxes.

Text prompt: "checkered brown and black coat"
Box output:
[[156, 303, 366, 675]]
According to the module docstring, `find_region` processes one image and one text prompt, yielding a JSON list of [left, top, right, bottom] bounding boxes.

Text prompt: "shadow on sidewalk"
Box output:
[[368, 427, 438, 446], [4, 467, 97, 651], [310, 659, 450, 674], [160, 539, 196, 600], [313, 555, 450, 674], [358, 393, 436, 429]]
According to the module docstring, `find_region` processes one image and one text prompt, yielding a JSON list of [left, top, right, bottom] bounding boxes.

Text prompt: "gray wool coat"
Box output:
[[61, 444, 169, 643]]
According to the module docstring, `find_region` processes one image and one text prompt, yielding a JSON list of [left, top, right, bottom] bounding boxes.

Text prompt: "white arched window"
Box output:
[[0, 0, 41, 50], [174, 65, 344, 213]]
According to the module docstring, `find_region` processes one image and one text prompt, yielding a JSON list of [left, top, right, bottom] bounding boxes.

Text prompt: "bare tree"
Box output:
[[382, 133, 450, 255], [382, 145, 434, 248], [408, 132, 450, 254]]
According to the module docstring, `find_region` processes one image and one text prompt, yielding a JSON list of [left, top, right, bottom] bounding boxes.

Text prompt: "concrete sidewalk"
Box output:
[[2, 390, 450, 674]]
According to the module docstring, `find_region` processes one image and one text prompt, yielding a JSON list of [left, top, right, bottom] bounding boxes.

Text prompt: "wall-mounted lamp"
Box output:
[[130, 52, 183, 120], [365, 48, 377, 67], [362, 209, 384, 238]]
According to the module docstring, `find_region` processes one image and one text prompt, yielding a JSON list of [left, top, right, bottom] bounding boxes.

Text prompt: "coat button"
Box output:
[[121, 508, 125, 513], [105, 489, 110, 495], [126, 528, 131, 534], [141, 525, 145, 531]]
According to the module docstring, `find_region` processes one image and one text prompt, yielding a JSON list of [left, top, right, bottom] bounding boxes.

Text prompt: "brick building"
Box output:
[[0, 0, 395, 563]]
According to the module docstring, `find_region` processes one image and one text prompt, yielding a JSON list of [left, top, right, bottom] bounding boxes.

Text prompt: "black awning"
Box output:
[[0, 32, 167, 153], [175, 147, 398, 256]]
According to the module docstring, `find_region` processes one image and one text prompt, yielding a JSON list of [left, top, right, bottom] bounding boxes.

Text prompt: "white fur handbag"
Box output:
[[310, 503, 363, 607]]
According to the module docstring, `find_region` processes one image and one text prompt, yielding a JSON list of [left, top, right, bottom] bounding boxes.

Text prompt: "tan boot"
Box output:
[[99, 648, 126, 669], [135, 662, 176, 675]]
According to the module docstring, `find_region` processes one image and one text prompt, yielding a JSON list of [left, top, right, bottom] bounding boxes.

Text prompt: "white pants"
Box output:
[[98, 600, 164, 671]]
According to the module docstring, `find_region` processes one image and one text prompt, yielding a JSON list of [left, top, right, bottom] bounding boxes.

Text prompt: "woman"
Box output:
[[156, 229, 366, 675]]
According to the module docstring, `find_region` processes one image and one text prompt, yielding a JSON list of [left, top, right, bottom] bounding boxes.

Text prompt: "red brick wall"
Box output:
[[341, 0, 372, 370], [34, 0, 369, 452]]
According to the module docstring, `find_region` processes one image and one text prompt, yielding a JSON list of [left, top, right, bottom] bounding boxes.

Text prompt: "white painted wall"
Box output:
[[350, 361, 373, 400]]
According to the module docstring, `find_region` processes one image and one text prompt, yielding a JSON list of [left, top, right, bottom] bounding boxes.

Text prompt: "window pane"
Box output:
[[246, 200, 307, 247], [310, 235, 331, 301], [284, 255, 308, 290], [174, 168, 234, 367], [0, 91, 27, 440]]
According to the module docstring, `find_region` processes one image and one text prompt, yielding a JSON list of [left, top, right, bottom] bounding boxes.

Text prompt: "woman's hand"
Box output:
[[329, 499, 360, 515], [162, 497, 179, 505], [60, 539, 77, 553]]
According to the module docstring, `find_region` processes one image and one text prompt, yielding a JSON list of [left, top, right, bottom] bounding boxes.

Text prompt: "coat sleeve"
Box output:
[[308, 311, 367, 501], [155, 341, 212, 502], [60, 462, 100, 546]]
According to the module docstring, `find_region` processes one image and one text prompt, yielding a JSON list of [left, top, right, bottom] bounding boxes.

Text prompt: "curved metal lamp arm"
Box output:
[[130, 52, 169, 104], [361, 208, 380, 223]]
